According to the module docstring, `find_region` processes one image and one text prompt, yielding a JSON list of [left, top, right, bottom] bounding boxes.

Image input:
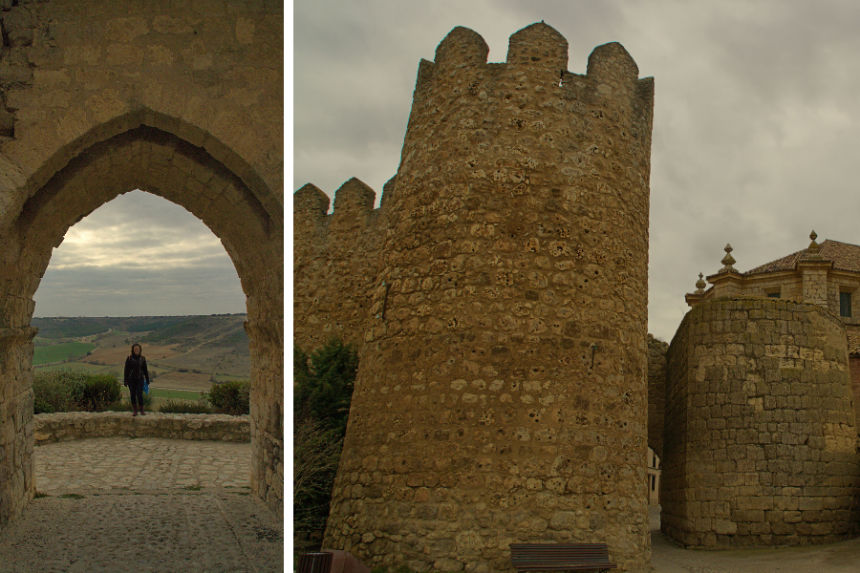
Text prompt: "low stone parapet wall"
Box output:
[[34, 412, 250, 445]]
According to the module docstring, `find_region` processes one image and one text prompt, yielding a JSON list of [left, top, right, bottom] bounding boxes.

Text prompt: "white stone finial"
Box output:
[[720, 243, 736, 272]]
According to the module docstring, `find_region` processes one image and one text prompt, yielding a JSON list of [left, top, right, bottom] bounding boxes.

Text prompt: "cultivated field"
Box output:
[[32, 315, 250, 399]]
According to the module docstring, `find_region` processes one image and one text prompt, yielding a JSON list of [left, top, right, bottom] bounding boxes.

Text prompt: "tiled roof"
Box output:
[[745, 239, 860, 275]]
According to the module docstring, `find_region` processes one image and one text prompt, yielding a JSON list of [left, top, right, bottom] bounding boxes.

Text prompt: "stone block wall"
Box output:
[[33, 412, 250, 444], [663, 298, 860, 548], [740, 276, 803, 301], [800, 266, 830, 307], [0, 328, 36, 528], [647, 334, 668, 458], [850, 355, 860, 425], [320, 23, 654, 572]]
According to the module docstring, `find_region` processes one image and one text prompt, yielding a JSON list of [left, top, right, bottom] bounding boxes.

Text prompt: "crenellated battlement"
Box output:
[[506, 21, 568, 69], [332, 177, 375, 215], [293, 183, 329, 222], [587, 41, 639, 81], [293, 177, 385, 232], [434, 26, 489, 68], [293, 177, 388, 352], [411, 23, 652, 125]]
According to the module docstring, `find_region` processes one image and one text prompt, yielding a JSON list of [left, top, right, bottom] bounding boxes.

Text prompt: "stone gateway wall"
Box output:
[[663, 298, 860, 548], [647, 335, 668, 458], [0, 0, 283, 528], [316, 23, 654, 572]]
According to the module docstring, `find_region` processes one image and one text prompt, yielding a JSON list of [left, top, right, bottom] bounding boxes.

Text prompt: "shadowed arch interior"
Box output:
[[16, 109, 282, 234]]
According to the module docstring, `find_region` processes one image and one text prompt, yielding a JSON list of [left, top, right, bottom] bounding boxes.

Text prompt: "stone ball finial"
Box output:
[[808, 229, 821, 254], [695, 272, 706, 293], [721, 243, 736, 272]]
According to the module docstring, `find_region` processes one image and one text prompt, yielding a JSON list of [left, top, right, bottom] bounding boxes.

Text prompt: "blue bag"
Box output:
[[143, 379, 150, 395]]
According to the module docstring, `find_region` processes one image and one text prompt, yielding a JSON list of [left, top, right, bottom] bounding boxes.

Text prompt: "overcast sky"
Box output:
[[293, 0, 860, 341], [34, 190, 246, 317]]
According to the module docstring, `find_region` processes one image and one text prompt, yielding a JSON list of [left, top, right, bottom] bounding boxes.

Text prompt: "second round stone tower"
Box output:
[[323, 23, 655, 572]]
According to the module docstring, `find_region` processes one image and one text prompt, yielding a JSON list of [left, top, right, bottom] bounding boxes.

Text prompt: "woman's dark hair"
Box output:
[[131, 343, 142, 356]]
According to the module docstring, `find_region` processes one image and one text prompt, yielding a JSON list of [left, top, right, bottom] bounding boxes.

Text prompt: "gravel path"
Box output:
[[0, 437, 283, 572]]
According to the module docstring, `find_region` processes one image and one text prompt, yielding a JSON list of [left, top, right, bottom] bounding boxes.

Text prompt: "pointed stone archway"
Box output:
[[0, 0, 282, 527]]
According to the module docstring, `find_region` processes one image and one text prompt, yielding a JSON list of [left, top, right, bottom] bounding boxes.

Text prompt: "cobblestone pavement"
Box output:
[[0, 437, 283, 572], [35, 437, 251, 493]]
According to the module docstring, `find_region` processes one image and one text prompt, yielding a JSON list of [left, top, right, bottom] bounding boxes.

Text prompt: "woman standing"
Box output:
[[124, 343, 150, 416]]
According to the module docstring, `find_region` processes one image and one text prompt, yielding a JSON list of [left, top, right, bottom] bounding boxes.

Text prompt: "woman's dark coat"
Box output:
[[124, 354, 150, 387]]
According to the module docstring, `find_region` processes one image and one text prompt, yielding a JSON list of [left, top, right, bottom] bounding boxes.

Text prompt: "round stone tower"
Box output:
[[322, 22, 655, 572], [663, 298, 860, 548]]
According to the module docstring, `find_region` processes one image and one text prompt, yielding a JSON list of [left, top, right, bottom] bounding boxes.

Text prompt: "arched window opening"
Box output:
[[32, 188, 250, 411], [35, 189, 245, 318]]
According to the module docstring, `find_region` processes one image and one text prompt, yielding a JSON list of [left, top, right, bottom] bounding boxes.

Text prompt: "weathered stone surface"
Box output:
[[662, 298, 860, 548], [33, 412, 250, 445], [647, 335, 668, 458], [298, 22, 654, 573]]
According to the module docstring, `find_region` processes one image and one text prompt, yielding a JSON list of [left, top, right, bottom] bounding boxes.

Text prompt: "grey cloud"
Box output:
[[35, 263, 244, 317], [37, 189, 244, 316]]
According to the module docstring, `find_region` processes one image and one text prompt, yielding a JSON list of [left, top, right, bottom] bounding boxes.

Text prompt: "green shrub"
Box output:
[[33, 370, 87, 413], [77, 374, 121, 411], [207, 380, 250, 415], [159, 399, 211, 414]]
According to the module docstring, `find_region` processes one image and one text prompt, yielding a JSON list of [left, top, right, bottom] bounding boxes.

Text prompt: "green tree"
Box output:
[[293, 338, 358, 554], [294, 338, 358, 438]]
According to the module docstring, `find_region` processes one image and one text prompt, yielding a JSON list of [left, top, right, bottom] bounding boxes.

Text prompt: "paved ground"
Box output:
[[649, 506, 860, 572], [7, 438, 860, 572], [0, 437, 283, 572]]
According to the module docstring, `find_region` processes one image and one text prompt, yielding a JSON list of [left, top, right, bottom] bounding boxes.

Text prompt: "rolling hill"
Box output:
[[32, 314, 250, 393]]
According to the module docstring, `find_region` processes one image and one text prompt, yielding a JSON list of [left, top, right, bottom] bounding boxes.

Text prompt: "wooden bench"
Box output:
[[510, 543, 617, 572]]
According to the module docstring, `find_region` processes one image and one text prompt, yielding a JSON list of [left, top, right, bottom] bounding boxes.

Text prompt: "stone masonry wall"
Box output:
[[33, 412, 250, 445], [293, 177, 388, 353], [647, 335, 668, 458], [849, 355, 860, 428], [801, 267, 830, 307], [663, 298, 860, 548], [321, 23, 654, 572], [0, 328, 36, 528]]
